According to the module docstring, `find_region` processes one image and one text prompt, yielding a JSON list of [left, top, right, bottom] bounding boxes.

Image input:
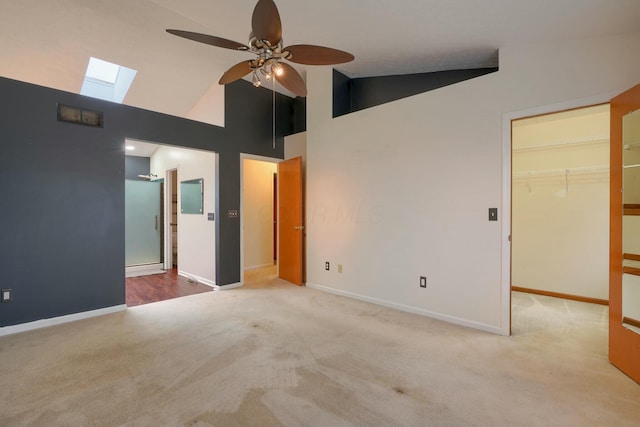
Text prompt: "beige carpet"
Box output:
[[0, 282, 639, 427], [243, 265, 278, 285]]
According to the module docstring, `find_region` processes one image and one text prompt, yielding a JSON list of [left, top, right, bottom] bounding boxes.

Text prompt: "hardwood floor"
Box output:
[[125, 268, 213, 307]]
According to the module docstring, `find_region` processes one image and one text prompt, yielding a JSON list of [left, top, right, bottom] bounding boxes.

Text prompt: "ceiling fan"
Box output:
[[166, 0, 354, 97]]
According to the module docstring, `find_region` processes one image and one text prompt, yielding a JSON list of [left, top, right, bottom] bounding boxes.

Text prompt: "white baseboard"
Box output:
[[0, 305, 127, 337], [124, 263, 164, 272], [244, 263, 275, 271], [126, 263, 163, 274], [214, 282, 243, 291], [306, 283, 505, 336], [177, 270, 215, 288]]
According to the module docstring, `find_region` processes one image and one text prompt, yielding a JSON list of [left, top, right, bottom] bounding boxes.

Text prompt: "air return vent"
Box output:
[[57, 104, 103, 128]]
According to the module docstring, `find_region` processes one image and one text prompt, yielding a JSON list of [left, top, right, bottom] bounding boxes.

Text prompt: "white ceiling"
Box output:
[[124, 139, 160, 158], [1, 0, 639, 122]]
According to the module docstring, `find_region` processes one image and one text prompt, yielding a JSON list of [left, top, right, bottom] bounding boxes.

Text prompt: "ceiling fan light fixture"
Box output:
[[252, 71, 262, 87], [260, 67, 273, 80], [272, 62, 284, 77]]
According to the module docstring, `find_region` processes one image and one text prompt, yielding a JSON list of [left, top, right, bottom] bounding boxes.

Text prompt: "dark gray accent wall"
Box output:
[[216, 82, 298, 286], [124, 156, 150, 180], [0, 76, 296, 327], [333, 67, 499, 117], [333, 70, 353, 118], [292, 97, 307, 135]]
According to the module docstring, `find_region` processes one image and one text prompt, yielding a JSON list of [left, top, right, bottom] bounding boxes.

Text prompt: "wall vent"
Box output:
[[57, 104, 103, 128]]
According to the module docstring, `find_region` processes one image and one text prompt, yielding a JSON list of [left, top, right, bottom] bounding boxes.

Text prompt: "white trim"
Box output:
[[0, 305, 126, 337], [214, 282, 244, 291], [164, 168, 178, 270], [500, 92, 618, 337], [501, 108, 513, 337], [307, 283, 503, 335], [125, 263, 164, 275], [239, 153, 281, 284], [244, 262, 275, 271], [177, 270, 215, 288]]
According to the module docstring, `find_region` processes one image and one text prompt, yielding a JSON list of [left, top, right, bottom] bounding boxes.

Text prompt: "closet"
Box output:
[[512, 105, 610, 302]]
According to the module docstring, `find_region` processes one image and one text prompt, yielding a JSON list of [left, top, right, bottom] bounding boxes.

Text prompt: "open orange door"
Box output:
[[278, 157, 304, 285], [610, 83, 640, 384]]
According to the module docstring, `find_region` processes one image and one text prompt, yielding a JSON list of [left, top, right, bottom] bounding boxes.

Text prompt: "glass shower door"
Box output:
[[125, 179, 162, 266]]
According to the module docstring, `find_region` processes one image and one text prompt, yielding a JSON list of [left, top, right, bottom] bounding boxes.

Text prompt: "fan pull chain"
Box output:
[[272, 77, 276, 149]]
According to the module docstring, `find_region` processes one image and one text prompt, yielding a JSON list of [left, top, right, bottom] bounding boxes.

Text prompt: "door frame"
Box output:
[[501, 91, 619, 337], [239, 153, 281, 284], [164, 168, 178, 270]]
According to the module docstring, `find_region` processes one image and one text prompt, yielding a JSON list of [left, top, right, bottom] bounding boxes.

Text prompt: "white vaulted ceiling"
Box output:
[[0, 0, 639, 125]]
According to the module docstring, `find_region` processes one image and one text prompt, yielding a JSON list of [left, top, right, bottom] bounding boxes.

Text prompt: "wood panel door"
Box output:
[[278, 157, 304, 285], [610, 83, 640, 384]]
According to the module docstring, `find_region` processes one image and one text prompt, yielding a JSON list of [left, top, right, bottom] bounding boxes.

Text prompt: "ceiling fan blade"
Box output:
[[166, 29, 249, 51], [251, 0, 282, 46], [275, 62, 307, 97], [219, 61, 254, 85], [284, 44, 354, 65]]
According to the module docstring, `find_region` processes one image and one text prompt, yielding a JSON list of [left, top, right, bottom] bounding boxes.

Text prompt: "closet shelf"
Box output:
[[513, 165, 609, 179], [624, 139, 640, 149], [513, 136, 609, 153]]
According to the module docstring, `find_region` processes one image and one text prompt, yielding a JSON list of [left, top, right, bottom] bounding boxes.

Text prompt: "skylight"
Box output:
[[80, 57, 137, 103], [85, 57, 120, 84]]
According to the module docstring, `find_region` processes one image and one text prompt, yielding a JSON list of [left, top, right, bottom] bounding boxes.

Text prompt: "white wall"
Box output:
[[243, 159, 277, 270], [186, 82, 225, 127], [512, 106, 610, 300], [305, 32, 640, 334], [151, 146, 217, 286], [285, 132, 307, 164]]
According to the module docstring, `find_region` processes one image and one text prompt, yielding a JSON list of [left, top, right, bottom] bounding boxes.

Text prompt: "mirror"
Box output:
[[180, 178, 203, 214], [622, 108, 640, 333]]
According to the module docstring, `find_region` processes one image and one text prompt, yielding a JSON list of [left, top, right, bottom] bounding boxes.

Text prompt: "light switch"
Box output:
[[1, 289, 12, 303], [489, 208, 498, 221]]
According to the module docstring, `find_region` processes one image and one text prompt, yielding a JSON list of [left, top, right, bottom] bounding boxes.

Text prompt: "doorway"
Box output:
[[511, 104, 610, 311], [241, 156, 279, 284], [124, 139, 217, 306]]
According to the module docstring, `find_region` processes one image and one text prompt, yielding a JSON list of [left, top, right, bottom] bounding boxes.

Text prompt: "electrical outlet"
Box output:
[[325, 261, 330, 271], [338, 264, 343, 273], [1, 289, 12, 303], [420, 277, 427, 288]]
